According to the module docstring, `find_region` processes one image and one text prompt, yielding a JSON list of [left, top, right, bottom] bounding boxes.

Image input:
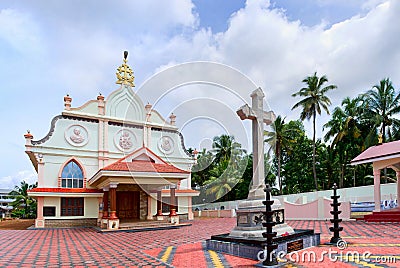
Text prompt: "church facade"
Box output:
[[25, 53, 198, 229]]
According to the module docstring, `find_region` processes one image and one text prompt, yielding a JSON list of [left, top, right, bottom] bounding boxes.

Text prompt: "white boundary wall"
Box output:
[[193, 183, 397, 220]]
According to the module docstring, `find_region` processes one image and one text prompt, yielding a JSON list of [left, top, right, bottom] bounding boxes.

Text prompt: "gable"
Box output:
[[122, 147, 166, 164], [105, 85, 145, 122], [101, 146, 189, 174]]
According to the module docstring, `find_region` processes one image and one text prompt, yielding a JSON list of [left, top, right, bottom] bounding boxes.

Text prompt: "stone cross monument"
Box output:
[[230, 87, 294, 238], [237, 88, 275, 199]]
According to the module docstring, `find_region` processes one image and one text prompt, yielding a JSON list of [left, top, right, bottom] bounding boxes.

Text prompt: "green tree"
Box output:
[[191, 148, 215, 187], [317, 144, 338, 189], [323, 97, 363, 187], [191, 134, 249, 203], [9, 181, 37, 218], [324, 97, 362, 144], [280, 120, 314, 194], [292, 72, 337, 190], [205, 159, 241, 201], [264, 116, 297, 194], [231, 154, 253, 200], [211, 134, 245, 164], [360, 78, 400, 184], [365, 78, 400, 142]]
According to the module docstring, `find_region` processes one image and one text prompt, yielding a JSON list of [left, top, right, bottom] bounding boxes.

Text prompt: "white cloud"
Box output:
[[0, 8, 42, 54], [210, 0, 400, 137], [0, 170, 37, 190], [362, 0, 387, 11]]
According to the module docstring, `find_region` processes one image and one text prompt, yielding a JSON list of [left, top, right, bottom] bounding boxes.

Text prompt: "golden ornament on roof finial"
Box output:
[[116, 50, 135, 87], [378, 132, 383, 144]]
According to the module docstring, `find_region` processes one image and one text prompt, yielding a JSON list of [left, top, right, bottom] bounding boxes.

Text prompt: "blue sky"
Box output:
[[1, 0, 399, 189], [193, 0, 364, 30]]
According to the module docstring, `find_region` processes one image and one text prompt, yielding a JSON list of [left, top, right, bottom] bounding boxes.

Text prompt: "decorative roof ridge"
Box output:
[[68, 99, 98, 112], [31, 115, 98, 145]]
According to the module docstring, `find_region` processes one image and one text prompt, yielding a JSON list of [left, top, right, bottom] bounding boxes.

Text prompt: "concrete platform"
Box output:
[[207, 229, 320, 260], [95, 220, 192, 233]]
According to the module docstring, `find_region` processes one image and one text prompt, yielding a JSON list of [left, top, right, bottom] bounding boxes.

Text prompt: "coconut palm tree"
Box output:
[[323, 97, 363, 187], [365, 78, 400, 142], [9, 181, 37, 218], [211, 134, 245, 164], [205, 159, 239, 201], [191, 148, 214, 187], [324, 97, 362, 144], [264, 116, 298, 194], [292, 72, 337, 190]]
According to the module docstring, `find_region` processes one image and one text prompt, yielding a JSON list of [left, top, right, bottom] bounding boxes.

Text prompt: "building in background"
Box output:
[[25, 52, 199, 229], [0, 189, 14, 218]]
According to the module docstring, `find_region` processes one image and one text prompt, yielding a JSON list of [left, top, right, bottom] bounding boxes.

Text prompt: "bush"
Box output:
[[11, 208, 25, 218]]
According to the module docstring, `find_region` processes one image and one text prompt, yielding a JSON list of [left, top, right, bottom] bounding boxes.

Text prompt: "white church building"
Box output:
[[25, 52, 199, 229]]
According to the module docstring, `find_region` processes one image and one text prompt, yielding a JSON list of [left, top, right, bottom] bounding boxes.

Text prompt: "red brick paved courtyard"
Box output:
[[0, 218, 399, 267]]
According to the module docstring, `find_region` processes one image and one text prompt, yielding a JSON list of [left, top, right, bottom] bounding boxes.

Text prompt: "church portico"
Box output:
[[89, 146, 193, 229], [98, 182, 195, 229]]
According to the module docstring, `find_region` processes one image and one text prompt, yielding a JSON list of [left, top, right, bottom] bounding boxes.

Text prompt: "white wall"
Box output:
[[277, 183, 397, 204], [194, 183, 398, 210], [43, 197, 99, 219]]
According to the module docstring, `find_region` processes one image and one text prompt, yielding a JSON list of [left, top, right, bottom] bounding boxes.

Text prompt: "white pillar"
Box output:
[[35, 197, 45, 228], [188, 196, 194, 220], [103, 120, 109, 166], [373, 169, 381, 212], [146, 195, 153, 220], [98, 120, 104, 168], [37, 158, 45, 187]]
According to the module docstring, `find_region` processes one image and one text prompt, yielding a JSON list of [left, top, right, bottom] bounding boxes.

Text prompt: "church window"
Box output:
[[61, 197, 84, 216], [61, 161, 84, 188]]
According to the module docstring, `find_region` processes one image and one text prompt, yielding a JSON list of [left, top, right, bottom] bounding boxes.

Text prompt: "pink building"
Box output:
[[351, 139, 400, 221]]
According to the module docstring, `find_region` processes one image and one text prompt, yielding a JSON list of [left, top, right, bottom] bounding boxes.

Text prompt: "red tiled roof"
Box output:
[[102, 160, 189, 174], [28, 188, 102, 193], [101, 146, 190, 174], [351, 140, 400, 164]]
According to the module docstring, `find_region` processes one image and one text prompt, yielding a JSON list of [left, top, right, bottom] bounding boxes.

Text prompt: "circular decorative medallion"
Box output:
[[114, 129, 137, 152], [65, 125, 89, 147], [158, 136, 174, 154]]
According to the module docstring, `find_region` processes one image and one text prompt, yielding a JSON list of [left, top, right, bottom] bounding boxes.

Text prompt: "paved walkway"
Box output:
[[0, 218, 399, 267]]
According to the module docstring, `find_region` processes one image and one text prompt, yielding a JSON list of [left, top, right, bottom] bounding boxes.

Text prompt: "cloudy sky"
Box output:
[[1, 0, 400, 189]]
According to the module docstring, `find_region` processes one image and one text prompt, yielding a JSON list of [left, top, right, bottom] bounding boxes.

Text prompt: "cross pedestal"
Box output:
[[230, 88, 294, 238]]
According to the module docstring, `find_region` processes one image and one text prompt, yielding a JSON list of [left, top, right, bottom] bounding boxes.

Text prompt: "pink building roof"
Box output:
[[351, 140, 400, 165]]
